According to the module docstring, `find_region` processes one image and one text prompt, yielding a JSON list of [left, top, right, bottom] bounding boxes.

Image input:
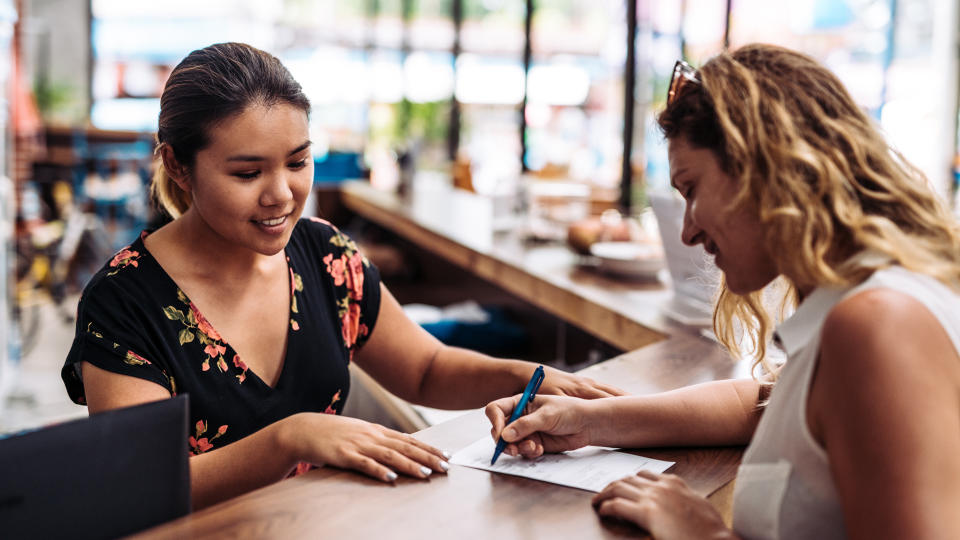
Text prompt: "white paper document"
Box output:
[[450, 437, 674, 492]]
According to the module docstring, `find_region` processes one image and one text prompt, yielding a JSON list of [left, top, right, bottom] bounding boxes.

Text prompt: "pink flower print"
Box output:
[[189, 303, 222, 341], [233, 354, 248, 383], [290, 319, 300, 331], [324, 253, 347, 286], [346, 252, 365, 300], [201, 359, 210, 372], [341, 302, 363, 348], [324, 390, 342, 414], [308, 216, 333, 226], [124, 350, 151, 366], [204, 343, 226, 358], [233, 354, 247, 370], [190, 420, 226, 454], [217, 356, 228, 372], [108, 248, 140, 272], [189, 436, 213, 454], [292, 462, 314, 476]]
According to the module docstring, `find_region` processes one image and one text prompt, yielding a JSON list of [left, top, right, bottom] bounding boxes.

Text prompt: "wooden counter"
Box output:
[[340, 179, 682, 353], [135, 335, 750, 539]]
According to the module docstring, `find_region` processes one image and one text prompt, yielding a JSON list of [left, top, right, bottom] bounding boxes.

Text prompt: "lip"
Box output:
[[251, 213, 291, 234]]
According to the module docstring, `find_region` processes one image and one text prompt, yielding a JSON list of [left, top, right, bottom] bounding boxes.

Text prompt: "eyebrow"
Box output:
[[226, 140, 312, 162]]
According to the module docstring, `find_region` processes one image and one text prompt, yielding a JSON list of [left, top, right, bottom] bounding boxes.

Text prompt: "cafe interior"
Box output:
[[0, 0, 958, 537]]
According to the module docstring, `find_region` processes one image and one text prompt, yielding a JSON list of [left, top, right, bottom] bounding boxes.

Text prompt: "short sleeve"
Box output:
[[62, 275, 176, 405], [301, 217, 381, 354]]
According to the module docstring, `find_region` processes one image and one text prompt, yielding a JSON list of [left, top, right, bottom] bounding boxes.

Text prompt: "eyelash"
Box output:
[[234, 159, 309, 180]]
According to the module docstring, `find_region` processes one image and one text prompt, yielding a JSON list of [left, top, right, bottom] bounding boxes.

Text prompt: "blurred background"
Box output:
[[1, 0, 958, 433]]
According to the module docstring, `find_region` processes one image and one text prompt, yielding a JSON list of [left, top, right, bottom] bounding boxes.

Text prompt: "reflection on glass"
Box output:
[[461, 0, 525, 54], [526, 0, 625, 194], [374, 0, 404, 49], [410, 0, 454, 50]]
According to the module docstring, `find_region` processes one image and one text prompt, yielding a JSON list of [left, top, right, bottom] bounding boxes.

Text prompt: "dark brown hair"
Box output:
[[152, 42, 311, 217]]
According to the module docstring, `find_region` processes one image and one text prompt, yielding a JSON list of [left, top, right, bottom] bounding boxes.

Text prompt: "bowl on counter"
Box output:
[[589, 241, 665, 279]]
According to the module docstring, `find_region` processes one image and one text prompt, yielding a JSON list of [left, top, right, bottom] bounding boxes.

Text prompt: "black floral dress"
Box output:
[[62, 217, 381, 464]]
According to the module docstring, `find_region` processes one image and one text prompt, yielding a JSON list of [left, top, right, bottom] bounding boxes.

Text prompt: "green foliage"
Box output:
[[399, 99, 449, 143], [33, 78, 77, 121]]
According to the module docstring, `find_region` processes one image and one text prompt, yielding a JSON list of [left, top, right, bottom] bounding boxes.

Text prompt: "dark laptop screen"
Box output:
[[0, 395, 191, 539]]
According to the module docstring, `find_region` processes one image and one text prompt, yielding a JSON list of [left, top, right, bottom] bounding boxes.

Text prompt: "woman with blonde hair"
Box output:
[[486, 43, 960, 538], [61, 42, 622, 510]]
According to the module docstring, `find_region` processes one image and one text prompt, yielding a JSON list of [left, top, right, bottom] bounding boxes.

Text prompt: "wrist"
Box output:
[[273, 413, 309, 469], [509, 361, 537, 393], [579, 398, 608, 446]]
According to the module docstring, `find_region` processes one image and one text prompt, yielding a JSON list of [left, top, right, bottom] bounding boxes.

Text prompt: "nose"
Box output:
[[259, 170, 295, 208], [680, 199, 703, 246]]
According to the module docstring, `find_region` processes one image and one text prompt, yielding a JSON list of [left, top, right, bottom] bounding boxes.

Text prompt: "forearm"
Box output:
[[411, 345, 529, 409], [586, 378, 763, 448], [189, 415, 301, 510]]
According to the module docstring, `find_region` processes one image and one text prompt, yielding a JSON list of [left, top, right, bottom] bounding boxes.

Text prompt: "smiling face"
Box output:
[[668, 136, 779, 295], [181, 102, 313, 256]]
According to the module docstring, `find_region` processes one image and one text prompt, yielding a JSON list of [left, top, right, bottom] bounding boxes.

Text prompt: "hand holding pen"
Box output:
[[491, 365, 545, 465], [485, 379, 596, 461]]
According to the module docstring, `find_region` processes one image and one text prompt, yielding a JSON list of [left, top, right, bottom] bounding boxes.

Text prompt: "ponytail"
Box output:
[[150, 157, 191, 219]]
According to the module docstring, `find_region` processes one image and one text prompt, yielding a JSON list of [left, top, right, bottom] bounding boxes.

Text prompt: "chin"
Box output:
[[724, 272, 777, 296], [254, 236, 293, 256]]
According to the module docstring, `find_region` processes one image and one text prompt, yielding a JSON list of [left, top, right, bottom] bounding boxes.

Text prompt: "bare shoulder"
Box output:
[[819, 287, 959, 380], [812, 286, 960, 435], [810, 288, 960, 537]]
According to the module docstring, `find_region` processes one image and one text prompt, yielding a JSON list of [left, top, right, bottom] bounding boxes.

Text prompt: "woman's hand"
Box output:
[[592, 471, 736, 539], [284, 413, 450, 483], [539, 366, 627, 399], [485, 394, 598, 458]]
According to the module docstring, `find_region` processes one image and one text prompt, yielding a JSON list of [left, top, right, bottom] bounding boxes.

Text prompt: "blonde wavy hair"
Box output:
[[658, 43, 960, 378]]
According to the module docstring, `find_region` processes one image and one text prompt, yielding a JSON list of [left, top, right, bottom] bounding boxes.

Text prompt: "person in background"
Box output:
[[62, 42, 623, 510], [486, 43, 960, 539]]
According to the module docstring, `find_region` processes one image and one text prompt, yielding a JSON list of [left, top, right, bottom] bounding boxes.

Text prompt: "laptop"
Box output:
[[0, 395, 191, 539]]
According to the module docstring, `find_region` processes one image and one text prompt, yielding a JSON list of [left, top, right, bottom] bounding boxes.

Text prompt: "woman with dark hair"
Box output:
[[485, 43, 960, 538], [62, 42, 622, 510]]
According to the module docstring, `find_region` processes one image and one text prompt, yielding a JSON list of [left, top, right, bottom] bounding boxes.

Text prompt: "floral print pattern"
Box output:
[[163, 290, 249, 382], [106, 247, 140, 276], [189, 419, 228, 455], [80, 321, 178, 398], [324, 390, 342, 414], [314, 217, 372, 357], [64, 218, 376, 458], [289, 259, 304, 331]]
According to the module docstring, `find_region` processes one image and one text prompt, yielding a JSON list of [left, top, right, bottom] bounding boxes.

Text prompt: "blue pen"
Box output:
[[491, 365, 545, 465]]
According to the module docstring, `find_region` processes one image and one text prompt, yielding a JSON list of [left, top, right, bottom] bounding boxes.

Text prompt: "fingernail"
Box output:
[[420, 465, 432, 477], [439, 461, 450, 472], [386, 471, 398, 482], [442, 450, 452, 460], [504, 428, 516, 440]]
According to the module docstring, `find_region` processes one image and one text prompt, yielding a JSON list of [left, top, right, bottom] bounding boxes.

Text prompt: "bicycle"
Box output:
[[14, 180, 114, 359]]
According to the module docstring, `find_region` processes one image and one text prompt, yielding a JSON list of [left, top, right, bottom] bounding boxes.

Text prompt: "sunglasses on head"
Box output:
[[667, 60, 700, 105]]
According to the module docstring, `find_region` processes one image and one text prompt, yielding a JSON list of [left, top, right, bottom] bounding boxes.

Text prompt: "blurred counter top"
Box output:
[[340, 178, 689, 353]]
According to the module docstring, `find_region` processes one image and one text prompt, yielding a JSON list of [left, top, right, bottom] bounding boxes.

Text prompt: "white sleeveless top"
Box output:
[[732, 266, 960, 540]]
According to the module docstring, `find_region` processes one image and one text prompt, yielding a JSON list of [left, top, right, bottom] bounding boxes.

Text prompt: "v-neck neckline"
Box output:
[[135, 232, 295, 391]]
